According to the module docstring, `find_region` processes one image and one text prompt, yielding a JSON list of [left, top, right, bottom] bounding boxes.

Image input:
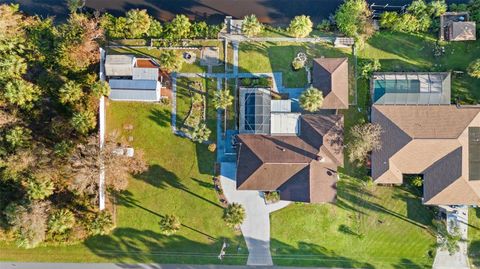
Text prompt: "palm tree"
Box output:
[[48, 209, 75, 234], [26, 177, 54, 200], [159, 214, 181, 235], [87, 211, 114, 236], [299, 86, 324, 112], [287, 15, 313, 38], [468, 59, 480, 78], [223, 203, 245, 228], [5, 126, 31, 150], [242, 14, 263, 37], [59, 81, 83, 105], [0, 54, 27, 79], [4, 79, 41, 109], [190, 123, 211, 143], [159, 50, 183, 73], [213, 89, 233, 133], [70, 110, 96, 135]]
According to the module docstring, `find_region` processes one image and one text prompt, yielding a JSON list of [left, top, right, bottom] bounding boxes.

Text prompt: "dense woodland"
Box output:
[[0, 4, 145, 249]]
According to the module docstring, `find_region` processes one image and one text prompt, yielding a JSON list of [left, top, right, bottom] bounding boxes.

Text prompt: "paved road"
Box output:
[[0, 263, 350, 269], [220, 163, 290, 266]]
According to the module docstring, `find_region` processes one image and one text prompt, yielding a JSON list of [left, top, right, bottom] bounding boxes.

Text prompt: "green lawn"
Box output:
[[468, 207, 480, 267], [0, 102, 246, 264], [271, 177, 436, 269], [238, 41, 351, 88], [359, 31, 480, 104]]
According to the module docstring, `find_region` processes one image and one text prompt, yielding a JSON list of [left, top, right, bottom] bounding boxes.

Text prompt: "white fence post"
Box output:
[[98, 48, 106, 211]]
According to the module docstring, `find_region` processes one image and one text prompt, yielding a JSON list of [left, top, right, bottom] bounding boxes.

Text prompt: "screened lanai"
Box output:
[[239, 88, 272, 134], [372, 72, 451, 105]]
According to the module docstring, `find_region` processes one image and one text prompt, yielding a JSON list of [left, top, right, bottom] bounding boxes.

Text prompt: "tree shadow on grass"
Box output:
[[362, 31, 435, 71], [469, 240, 480, 268], [336, 179, 432, 230], [84, 227, 245, 265], [148, 107, 170, 127], [115, 190, 218, 241], [270, 238, 374, 268], [391, 191, 434, 227], [392, 258, 430, 269], [133, 164, 221, 209]]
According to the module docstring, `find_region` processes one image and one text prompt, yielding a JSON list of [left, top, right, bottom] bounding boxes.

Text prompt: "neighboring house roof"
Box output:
[[371, 105, 480, 205], [105, 55, 135, 77], [236, 114, 344, 203], [133, 67, 159, 80], [372, 72, 451, 105], [312, 57, 349, 109], [132, 58, 159, 80], [108, 79, 160, 102], [449, 21, 477, 41]]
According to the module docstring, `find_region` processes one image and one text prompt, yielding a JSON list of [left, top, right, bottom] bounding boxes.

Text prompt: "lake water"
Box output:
[[2, 0, 470, 24]]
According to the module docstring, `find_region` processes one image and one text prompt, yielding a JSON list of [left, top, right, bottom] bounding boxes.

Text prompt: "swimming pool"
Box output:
[[373, 79, 421, 102]]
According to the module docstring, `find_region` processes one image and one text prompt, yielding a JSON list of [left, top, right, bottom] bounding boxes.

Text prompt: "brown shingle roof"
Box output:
[[236, 114, 344, 203], [371, 105, 480, 205], [312, 58, 349, 109]]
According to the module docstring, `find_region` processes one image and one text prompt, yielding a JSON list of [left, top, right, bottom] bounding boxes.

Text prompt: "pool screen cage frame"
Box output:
[[370, 72, 451, 105]]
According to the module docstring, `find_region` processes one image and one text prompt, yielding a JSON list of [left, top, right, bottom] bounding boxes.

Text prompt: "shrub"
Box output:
[[287, 15, 313, 38], [292, 57, 305, 70], [411, 176, 423, 187], [264, 191, 280, 203], [190, 123, 211, 143], [159, 214, 181, 235], [299, 86, 324, 112], [223, 203, 245, 228], [359, 59, 381, 79], [468, 59, 480, 78], [242, 78, 252, 86], [257, 77, 272, 87], [208, 143, 216, 152], [242, 14, 263, 37], [86, 211, 114, 236], [316, 19, 331, 32]]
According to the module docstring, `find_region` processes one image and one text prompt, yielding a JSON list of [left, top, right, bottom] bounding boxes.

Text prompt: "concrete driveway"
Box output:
[[220, 162, 290, 266], [432, 206, 470, 269]]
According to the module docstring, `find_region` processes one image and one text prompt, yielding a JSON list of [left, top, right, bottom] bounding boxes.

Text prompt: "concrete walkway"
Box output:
[[221, 34, 334, 44], [171, 73, 177, 133], [432, 206, 469, 269], [220, 163, 290, 266], [0, 262, 347, 269]]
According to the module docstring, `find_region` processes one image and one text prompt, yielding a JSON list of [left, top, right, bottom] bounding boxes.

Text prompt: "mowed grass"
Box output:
[[238, 42, 351, 88], [0, 102, 246, 264], [359, 31, 480, 104], [271, 177, 436, 269], [468, 207, 480, 267]]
